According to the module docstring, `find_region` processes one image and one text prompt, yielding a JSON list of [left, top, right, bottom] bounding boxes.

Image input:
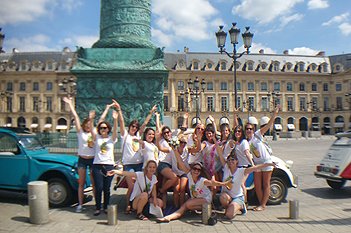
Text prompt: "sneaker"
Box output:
[[76, 205, 83, 213], [241, 204, 247, 216]]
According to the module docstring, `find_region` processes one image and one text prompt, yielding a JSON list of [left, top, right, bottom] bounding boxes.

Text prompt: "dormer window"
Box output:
[[298, 62, 305, 72], [273, 62, 280, 71], [207, 63, 213, 69], [261, 62, 267, 70], [247, 61, 254, 71], [286, 62, 293, 70], [310, 63, 317, 71], [220, 61, 226, 71], [193, 61, 199, 70]]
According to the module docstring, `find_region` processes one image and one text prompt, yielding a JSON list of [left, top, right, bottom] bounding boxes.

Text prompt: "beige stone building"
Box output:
[[0, 49, 350, 135]]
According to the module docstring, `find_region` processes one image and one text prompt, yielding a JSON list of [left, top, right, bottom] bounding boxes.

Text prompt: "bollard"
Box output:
[[289, 200, 299, 219], [28, 181, 49, 224], [202, 203, 211, 225], [107, 204, 118, 225]]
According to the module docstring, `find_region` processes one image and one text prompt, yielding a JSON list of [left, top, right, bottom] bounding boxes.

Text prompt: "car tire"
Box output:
[[268, 177, 288, 205], [47, 178, 73, 207], [326, 179, 346, 189]]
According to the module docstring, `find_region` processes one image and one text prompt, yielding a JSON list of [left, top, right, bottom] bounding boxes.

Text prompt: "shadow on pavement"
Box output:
[[301, 186, 351, 199], [235, 217, 351, 226], [0, 190, 27, 205]]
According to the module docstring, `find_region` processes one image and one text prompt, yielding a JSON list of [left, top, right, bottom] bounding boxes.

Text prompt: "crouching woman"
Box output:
[[108, 160, 163, 220]]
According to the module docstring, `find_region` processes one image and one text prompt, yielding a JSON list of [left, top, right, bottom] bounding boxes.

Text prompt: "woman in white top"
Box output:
[[91, 109, 118, 216], [138, 127, 159, 168], [156, 158, 229, 223], [109, 160, 163, 220], [63, 97, 114, 213], [245, 106, 279, 211], [113, 99, 157, 214], [218, 149, 275, 219]]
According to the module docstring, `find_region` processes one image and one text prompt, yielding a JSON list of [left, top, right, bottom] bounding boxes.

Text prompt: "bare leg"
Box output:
[[173, 179, 180, 208], [260, 171, 273, 209], [254, 171, 263, 207], [179, 177, 188, 207], [132, 192, 149, 215], [77, 168, 86, 206], [125, 176, 135, 212]]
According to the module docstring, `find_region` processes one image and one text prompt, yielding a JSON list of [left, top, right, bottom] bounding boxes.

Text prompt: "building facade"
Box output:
[[0, 49, 350, 135]]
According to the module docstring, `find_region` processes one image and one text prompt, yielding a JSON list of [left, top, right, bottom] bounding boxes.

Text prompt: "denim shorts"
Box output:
[[123, 163, 143, 172], [77, 156, 94, 169], [231, 195, 245, 208], [254, 158, 273, 172], [157, 162, 172, 174]]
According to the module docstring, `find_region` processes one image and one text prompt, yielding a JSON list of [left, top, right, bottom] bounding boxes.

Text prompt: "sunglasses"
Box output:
[[235, 130, 242, 133], [131, 125, 138, 129], [163, 131, 171, 134], [228, 158, 236, 162], [245, 128, 253, 131], [180, 141, 187, 144], [192, 167, 201, 172], [100, 126, 108, 130]]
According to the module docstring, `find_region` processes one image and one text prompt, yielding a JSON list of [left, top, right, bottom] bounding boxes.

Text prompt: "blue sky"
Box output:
[[1, 0, 350, 56]]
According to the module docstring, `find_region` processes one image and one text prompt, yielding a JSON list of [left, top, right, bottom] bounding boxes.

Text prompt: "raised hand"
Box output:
[[112, 99, 121, 110], [63, 96, 72, 104], [89, 110, 96, 119], [112, 110, 118, 119]]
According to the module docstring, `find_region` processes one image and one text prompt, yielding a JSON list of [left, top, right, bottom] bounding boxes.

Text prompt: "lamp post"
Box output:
[[0, 28, 5, 53], [216, 23, 253, 109], [0, 90, 13, 126], [58, 77, 76, 129], [181, 77, 206, 125], [242, 99, 252, 119], [346, 93, 351, 110], [267, 91, 280, 112]]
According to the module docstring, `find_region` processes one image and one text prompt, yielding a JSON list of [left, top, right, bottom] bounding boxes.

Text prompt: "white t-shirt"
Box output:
[[77, 129, 95, 157], [222, 164, 245, 198], [170, 147, 189, 176], [202, 141, 221, 175], [187, 135, 202, 165], [158, 138, 172, 165], [220, 140, 235, 161], [248, 129, 271, 164], [141, 141, 159, 168], [93, 135, 117, 165], [130, 172, 158, 201], [235, 139, 251, 167], [187, 173, 212, 203], [121, 129, 143, 165]]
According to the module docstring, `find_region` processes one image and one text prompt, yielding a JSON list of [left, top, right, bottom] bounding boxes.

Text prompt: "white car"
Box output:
[[315, 131, 351, 189]]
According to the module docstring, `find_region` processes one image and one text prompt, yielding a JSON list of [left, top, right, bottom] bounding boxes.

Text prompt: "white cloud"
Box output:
[[152, 0, 218, 42], [288, 47, 319, 55], [5, 34, 53, 52], [239, 42, 276, 54], [232, 0, 303, 24], [151, 28, 173, 48], [59, 0, 83, 12], [280, 13, 304, 28], [61, 35, 99, 49], [322, 13, 349, 26], [307, 0, 329, 10], [0, 0, 51, 25], [339, 22, 351, 36]]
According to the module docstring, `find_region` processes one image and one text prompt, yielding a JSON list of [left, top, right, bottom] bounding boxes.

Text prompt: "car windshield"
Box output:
[[18, 135, 45, 150]]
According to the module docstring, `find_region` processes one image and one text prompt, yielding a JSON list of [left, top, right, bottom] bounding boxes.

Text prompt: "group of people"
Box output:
[[66, 96, 280, 223]]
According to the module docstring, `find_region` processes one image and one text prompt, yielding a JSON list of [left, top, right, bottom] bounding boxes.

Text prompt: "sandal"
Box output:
[[253, 206, 265, 211], [125, 205, 132, 215], [156, 217, 170, 223], [93, 210, 101, 216], [137, 213, 148, 221]]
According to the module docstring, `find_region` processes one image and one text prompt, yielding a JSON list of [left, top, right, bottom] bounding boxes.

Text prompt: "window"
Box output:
[[273, 62, 279, 71], [247, 62, 254, 71], [19, 97, 26, 112], [261, 97, 269, 111], [207, 82, 213, 91], [220, 82, 227, 91], [261, 82, 268, 91], [33, 97, 39, 112], [0, 133, 19, 154], [311, 83, 317, 92], [46, 82, 53, 91], [299, 83, 305, 91], [220, 62, 226, 71], [248, 97, 254, 111], [261, 63, 267, 70], [193, 62, 199, 70], [322, 63, 328, 73], [46, 97, 52, 112], [33, 82, 39, 91], [7, 97, 12, 112], [287, 82, 293, 91], [298, 62, 305, 72], [299, 97, 306, 111], [47, 62, 53, 70], [6, 82, 13, 91], [310, 63, 317, 71], [287, 97, 294, 111], [177, 81, 184, 91], [19, 82, 26, 91], [177, 96, 184, 111], [336, 97, 343, 110], [207, 63, 212, 69], [335, 83, 342, 92], [323, 97, 329, 111], [60, 98, 66, 112], [207, 96, 214, 111], [323, 83, 328, 91], [311, 97, 318, 111], [163, 96, 169, 111], [236, 82, 241, 91], [248, 82, 254, 91], [221, 96, 228, 111], [286, 63, 293, 70], [273, 82, 280, 91], [236, 96, 241, 108]]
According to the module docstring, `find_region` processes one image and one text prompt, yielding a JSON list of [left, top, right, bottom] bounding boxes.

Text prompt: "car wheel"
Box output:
[[268, 177, 288, 205], [47, 178, 73, 207], [326, 179, 346, 189]]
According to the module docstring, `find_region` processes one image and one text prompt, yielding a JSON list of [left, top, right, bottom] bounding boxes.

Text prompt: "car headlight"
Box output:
[[285, 160, 294, 169]]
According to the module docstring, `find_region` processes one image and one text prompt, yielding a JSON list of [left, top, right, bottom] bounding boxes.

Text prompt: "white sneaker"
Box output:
[[76, 205, 83, 213]]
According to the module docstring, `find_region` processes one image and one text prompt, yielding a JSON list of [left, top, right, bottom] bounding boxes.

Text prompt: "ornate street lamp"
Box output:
[[216, 23, 253, 109], [181, 77, 206, 125], [58, 77, 76, 97]]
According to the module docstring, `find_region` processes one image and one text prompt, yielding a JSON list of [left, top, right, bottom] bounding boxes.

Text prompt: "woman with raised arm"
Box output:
[[156, 151, 230, 223], [108, 160, 163, 220], [138, 127, 159, 169], [245, 106, 280, 211], [90, 107, 118, 216], [112, 99, 157, 214], [217, 149, 275, 219], [63, 97, 114, 213]]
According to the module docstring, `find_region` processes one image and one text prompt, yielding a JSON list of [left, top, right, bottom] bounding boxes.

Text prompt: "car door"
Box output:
[[0, 132, 29, 189]]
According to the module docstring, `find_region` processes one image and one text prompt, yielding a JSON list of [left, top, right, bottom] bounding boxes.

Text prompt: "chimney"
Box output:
[[259, 49, 264, 54], [184, 46, 189, 53], [283, 50, 289, 55], [316, 51, 325, 56]]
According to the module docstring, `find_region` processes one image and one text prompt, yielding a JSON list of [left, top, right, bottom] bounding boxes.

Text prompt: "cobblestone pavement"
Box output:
[[1, 137, 351, 233]]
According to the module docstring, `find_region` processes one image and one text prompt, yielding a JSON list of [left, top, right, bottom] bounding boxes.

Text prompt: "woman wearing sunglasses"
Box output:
[[112, 99, 157, 214], [218, 150, 276, 219], [156, 154, 230, 223], [90, 107, 119, 216], [245, 106, 280, 211]]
